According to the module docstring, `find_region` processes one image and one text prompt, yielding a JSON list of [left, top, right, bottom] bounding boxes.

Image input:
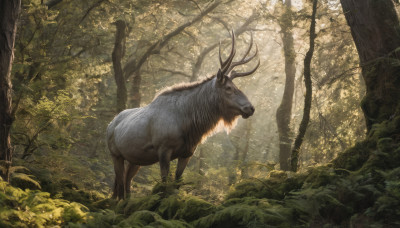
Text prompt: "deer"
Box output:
[[106, 31, 259, 199]]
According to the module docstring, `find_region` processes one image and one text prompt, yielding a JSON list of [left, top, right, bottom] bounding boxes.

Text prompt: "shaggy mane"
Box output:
[[155, 75, 216, 98], [200, 117, 239, 143]]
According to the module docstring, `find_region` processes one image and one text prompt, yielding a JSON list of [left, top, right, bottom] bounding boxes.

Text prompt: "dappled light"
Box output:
[[1, 0, 400, 227]]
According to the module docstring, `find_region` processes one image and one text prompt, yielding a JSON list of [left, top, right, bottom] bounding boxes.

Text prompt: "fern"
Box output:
[[10, 173, 41, 190]]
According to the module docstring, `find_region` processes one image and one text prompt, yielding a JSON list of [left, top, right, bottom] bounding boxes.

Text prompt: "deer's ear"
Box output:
[[217, 69, 225, 84]]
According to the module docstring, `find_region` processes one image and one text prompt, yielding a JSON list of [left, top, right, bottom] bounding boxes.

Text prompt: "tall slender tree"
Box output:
[[291, 0, 317, 172], [0, 0, 22, 181], [276, 0, 297, 171], [112, 20, 129, 113]]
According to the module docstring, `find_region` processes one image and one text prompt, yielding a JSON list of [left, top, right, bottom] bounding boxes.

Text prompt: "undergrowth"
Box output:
[[1, 119, 400, 227]]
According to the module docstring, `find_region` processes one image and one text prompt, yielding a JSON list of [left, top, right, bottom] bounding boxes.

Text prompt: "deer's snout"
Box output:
[[241, 105, 255, 118]]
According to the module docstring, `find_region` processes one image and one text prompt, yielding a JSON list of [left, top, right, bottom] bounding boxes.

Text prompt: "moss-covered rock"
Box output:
[[332, 141, 371, 171], [175, 196, 216, 222], [156, 194, 184, 219], [303, 166, 340, 188], [115, 193, 162, 215], [226, 171, 304, 201]]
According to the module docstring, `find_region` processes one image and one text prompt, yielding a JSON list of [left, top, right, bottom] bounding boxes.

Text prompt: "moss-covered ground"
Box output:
[[2, 119, 400, 227]]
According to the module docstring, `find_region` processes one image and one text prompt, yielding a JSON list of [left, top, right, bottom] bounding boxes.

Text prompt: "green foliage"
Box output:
[[226, 170, 305, 200], [0, 163, 41, 190], [4, 0, 400, 227], [115, 194, 162, 215], [332, 141, 371, 171], [84, 209, 125, 228], [10, 172, 41, 190], [175, 196, 215, 222], [0, 180, 88, 227], [193, 197, 294, 228], [117, 210, 192, 228]]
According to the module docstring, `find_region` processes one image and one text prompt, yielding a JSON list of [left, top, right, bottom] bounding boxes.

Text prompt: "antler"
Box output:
[[219, 30, 236, 75], [229, 32, 260, 80], [218, 31, 260, 80]]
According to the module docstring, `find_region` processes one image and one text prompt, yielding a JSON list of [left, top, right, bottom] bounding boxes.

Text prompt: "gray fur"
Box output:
[[107, 74, 255, 199]]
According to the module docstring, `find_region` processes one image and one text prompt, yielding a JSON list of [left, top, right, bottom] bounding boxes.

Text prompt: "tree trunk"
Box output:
[[197, 147, 205, 175], [130, 71, 142, 108], [228, 145, 239, 185], [276, 0, 296, 171], [0, 0, 21, 182], [240, 120, 252, 179], [112, 20, 128, 113], [290, 0, 317, 172], [340, 0, 400, 132]]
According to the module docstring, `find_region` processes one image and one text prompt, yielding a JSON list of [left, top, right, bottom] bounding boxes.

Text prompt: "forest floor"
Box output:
[[1, 119, 400, 227]]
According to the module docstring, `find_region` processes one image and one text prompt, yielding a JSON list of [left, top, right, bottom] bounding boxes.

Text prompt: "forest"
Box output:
[[1, 0, 400, 227]]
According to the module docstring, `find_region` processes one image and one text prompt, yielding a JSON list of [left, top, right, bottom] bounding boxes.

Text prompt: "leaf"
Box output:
[[11, 173, 41, 190]]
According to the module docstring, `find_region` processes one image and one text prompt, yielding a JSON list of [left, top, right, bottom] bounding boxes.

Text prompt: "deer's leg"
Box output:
[[111, 154, 125, 200], [159, 149, 172, 183], [124, 162, 140, 195], [175, 157, 190, 182]]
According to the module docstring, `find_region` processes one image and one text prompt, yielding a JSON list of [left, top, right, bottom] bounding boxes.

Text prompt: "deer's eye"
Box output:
[[225, 86, 233, 94]]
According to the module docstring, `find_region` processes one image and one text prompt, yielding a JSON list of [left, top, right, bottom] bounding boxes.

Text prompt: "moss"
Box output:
[[117, 210, 192, 228], [192, 197, 294, 228], [368, 119, 398, 142], [84, 209, 125, 228], [226, 171, 305, 201], [157, 194, 184, 219], [361, 139, 399, 171], [146, 218, 192, 228], [303, 166, 340, 188], [115, 194, 162, 215], [151, 181, 181, 195], [362, 168, 400, 225], [175, 196, 216, 222], [332, 141, 371, 171], [117, 210, 159, 227], [90, 198, 117, 211], [286, 186, 353, 226], [377, 137, 394, 153], [226, 179, 269, 199]]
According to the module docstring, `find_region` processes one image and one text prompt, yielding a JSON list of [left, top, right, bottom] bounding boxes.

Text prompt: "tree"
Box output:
[[290, 0, 317, 172], [0, 0, 21, 181], [275, 0, 297, 171], [123, 0, 222, 107], [112, 20, 129, 113], [340, 0, 400, 132]]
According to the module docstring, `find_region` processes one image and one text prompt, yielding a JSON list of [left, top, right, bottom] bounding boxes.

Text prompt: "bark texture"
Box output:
[[290, 0, 317, 172], [340, 0, 400, 131], [0, 0, 21, 181], [276, 0, 296, 171], [112, 20, 128, 113]]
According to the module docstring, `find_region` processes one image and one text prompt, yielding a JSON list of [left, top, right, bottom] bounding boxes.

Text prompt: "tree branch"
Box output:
[[191, 12, 259, 81], [45, 0, 63, 9], [159, 68, 191, 78], [123, 0, 222, 80], [79, 0, 107, 25]]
